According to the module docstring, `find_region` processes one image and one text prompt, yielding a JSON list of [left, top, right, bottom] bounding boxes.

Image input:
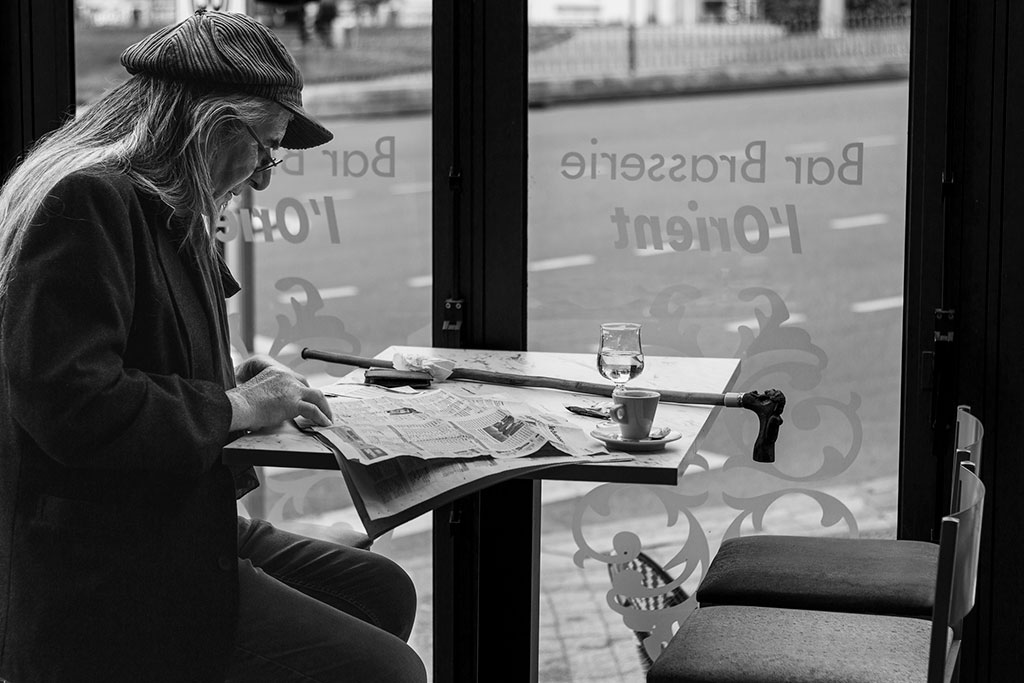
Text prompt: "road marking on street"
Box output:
[[724, 312, 807, 333], [634, 225, 791, 257], [409, 260, 594, 283], [830, 213, 888, 230], [746, 225, 794, 241], [782, 137, 896, 155], [297, 189, 356, 204], [851, 296, 903, 313], [784, 141, 829, 155], [389, 182, 432, 195], [277, 285, 359, 304], [528, 254, 596, 271], [860, 135, 900, 148]]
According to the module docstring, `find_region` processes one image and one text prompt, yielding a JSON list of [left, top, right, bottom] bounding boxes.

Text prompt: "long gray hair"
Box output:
[[0, 74, 285, 304]]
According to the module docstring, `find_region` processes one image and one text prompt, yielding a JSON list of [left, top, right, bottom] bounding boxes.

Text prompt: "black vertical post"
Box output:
[[949, 2, 1021, 679], [477, 478, 541, 677], [900, 0, 954, 543], [432, 0, 531, 681], [903, 0, 1024, 679], [627, 0, 637, 76], [1, 0, 75, 180]]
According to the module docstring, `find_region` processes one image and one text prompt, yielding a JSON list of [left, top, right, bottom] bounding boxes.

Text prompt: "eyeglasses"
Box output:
[[242, 123, 282, 174]]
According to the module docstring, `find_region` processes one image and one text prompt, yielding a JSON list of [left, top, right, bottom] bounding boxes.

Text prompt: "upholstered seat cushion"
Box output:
[[696, 536, 939, 618], [647, 605, 945, 683]]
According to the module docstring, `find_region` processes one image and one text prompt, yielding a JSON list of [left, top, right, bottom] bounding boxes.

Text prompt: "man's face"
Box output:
[[210, 111, 290, 207]]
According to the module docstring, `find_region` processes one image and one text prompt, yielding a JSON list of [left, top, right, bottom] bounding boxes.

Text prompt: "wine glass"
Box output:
[[597, 322, 645, 396]]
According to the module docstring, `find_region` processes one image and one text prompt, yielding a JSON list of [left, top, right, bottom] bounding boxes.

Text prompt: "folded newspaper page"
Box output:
[[300, 384, 628, 538]]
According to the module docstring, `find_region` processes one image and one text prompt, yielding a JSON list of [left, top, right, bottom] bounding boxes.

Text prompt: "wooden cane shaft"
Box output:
[[302, 349, 396, 370], [302, 348, 728, 406], [449, 368, 726, 405]]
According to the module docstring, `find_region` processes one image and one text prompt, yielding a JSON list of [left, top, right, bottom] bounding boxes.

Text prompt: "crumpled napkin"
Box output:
[[393, 352, 456, 380]]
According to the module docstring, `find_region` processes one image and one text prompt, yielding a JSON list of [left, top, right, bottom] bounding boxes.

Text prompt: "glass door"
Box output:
[[526, 2, 910, 677]]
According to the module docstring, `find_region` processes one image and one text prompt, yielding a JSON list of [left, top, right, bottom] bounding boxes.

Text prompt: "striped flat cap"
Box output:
[[121, 9, 332, 149]]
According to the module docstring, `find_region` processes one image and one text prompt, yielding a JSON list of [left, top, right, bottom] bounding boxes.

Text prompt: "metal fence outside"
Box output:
[[528, 12, 910, 80]]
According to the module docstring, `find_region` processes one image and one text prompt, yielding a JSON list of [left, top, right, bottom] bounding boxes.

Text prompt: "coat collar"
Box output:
[[141, 194, 240, 383]]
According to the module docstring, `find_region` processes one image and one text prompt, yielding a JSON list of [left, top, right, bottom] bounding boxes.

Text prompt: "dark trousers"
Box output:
[[226, 517, 426, 682]]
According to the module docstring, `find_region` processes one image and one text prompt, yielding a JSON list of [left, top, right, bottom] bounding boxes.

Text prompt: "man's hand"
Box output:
[[235, 354, 307, 385], [227, 365, 333, 431]]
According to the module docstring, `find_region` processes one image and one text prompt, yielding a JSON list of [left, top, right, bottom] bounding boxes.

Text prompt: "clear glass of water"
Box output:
[[597, 322, 645, 395]]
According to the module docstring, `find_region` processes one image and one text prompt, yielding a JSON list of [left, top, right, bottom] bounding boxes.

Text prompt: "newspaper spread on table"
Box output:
[[300, 384, 629, 538], [310, 384, 609, 465]]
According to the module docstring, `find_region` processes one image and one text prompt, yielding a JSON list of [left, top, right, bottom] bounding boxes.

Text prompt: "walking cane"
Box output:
[[300, 348, 784, 463]]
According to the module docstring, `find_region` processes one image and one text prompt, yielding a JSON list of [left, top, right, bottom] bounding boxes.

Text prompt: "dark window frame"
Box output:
[[431, 2, 534, 681]]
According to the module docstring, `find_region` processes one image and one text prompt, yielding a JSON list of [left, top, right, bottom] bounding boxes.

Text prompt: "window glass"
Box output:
[[528, 2, 909, 677], [75, 0, 433, 669]]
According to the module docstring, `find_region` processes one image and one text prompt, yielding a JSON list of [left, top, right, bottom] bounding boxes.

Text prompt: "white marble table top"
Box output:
[[224, 346, 741, 485]]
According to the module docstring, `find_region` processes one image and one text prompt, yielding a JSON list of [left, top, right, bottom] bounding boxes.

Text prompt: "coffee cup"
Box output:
[[609, 389, 660, 440]]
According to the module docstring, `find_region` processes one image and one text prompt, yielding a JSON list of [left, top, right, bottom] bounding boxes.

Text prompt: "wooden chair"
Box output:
[[693, 406, 982, 619], [647, 464, 985, 682]]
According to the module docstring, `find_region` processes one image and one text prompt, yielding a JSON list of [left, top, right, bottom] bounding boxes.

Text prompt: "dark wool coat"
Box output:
[[0, 172, 251, 682]]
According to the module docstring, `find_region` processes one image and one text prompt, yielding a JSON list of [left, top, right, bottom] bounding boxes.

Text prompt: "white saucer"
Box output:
[[590, 425, 681, 452]]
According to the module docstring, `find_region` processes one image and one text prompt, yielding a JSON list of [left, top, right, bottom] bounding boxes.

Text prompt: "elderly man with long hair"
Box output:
[[0, 10, 425, 683]]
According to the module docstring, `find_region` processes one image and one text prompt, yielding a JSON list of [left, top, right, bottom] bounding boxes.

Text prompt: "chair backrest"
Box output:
[[955, 405, 984, 469], [607, 552, 690, 672], [949, 406, 984, 513], [928, 464, 985, 682]]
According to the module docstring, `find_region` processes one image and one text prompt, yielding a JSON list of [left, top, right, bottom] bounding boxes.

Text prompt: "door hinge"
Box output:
[[940, 171, 955, 197], [443, 298, 464, 332], [442, 298, 465, 348], [934, 308, 955, 343], [448, 166, 462, 192]]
